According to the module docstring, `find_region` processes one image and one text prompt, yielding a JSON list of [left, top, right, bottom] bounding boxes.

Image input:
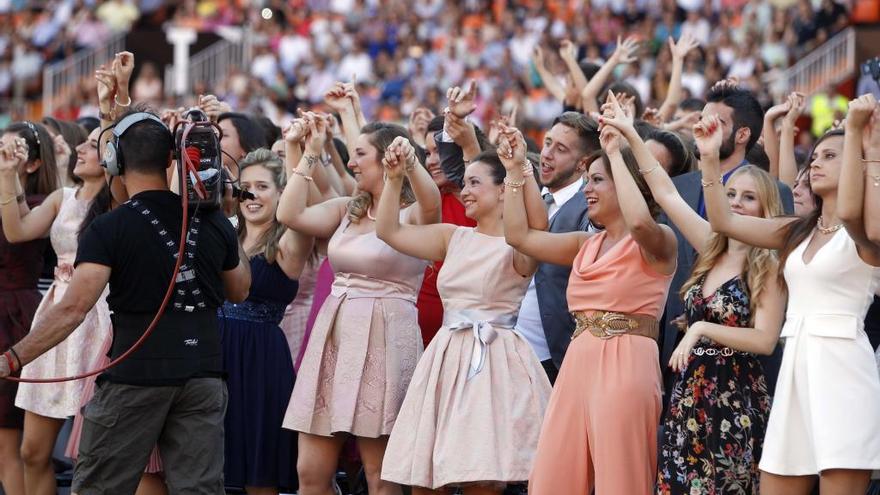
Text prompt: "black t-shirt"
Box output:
[[76, 190, 239, 385]]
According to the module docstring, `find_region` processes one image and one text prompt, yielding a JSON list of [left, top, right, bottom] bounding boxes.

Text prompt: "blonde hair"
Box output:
[[680, 165, 784, 320], [236, 148, 288, 264], [346, 122, 417, 223]]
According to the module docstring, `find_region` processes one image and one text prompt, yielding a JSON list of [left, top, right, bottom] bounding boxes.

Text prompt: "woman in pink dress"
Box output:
[[277, 108, 440, 495], [0, 125, 110, 495], [377, 131, 551, 493]]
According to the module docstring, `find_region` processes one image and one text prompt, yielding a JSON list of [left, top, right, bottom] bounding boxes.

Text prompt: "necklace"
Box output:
[[367, 206, 376, 221], [816, 216, 843, 235]]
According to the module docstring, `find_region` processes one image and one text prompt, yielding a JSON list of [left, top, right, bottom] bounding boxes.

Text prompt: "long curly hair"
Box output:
[[347, 123, 416, 223], [680, 165, 784, 320], [235, 148, 288, 264]]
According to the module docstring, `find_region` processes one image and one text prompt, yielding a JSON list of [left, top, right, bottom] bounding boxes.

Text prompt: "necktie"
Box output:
[[542, 192, 555, 210]]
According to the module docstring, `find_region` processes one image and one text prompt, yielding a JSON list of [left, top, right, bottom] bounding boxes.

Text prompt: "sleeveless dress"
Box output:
[[530, 232, 673, 495], [222, 256, 299, 490], [657, 275, 770, 495], [415, 193, 476, 346], [760, 229, 880, 475], [0, 194, 47, 428], [16, 187, 110, 419], [283, 211, 427, 437], [382, 228, 551, 489]]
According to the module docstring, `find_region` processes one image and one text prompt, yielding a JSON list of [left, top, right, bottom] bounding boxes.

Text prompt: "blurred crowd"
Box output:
[[0, 0, 855, 134]]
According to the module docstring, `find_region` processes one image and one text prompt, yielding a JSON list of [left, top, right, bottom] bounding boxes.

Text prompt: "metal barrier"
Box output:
[[765, 27, 856, 102], [41, 32, 126, 116]]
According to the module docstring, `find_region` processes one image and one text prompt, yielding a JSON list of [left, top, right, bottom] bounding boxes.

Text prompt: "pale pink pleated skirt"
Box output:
[[381, 326, 551, 488], [282, 293, 423, 437]]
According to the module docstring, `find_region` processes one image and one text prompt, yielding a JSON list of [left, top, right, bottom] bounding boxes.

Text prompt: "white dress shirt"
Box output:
[[515, 179, 584, 362]]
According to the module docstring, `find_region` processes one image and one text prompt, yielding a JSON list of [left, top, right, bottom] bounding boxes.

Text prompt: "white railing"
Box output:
[[164, 31, 253, 101], [765, 27, 856, 102], [42, 32, 126, 116]]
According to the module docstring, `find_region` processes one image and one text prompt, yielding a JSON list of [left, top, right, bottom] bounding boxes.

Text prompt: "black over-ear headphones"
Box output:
[[100, 112, 169, 176]]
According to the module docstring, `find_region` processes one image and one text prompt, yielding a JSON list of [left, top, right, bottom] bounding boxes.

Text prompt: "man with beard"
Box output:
[[515, 111, 600, 383], [661, 81, 793, 406]]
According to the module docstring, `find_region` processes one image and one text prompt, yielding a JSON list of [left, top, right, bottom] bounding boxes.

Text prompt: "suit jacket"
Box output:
[[536, 189, 591, 368], [661, 170, 794, 402]]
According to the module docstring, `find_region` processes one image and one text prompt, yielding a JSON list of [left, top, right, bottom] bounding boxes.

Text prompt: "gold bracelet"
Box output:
[[521, 161, 534, 177], [503, 176, 526, 192], [0, 196, 15, 206], [292, 170, 314, 182], [701, 178, 719, 188], [114, 94, 131, 107], [640, 164, 661, 176]]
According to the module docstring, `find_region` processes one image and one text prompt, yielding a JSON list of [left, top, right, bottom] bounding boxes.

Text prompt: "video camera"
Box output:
[[173, 108, 225, 209]]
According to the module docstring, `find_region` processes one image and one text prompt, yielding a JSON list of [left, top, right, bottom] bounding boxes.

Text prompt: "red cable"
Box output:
[[7, 147, 193, 383]]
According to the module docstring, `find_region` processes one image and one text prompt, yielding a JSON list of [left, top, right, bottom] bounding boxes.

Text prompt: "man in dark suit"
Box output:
[[661, 83, 794, 403], [515, 112, 600, 384]]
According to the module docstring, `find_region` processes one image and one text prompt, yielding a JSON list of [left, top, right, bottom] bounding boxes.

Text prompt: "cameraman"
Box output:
[[0, 109, 251, 494]]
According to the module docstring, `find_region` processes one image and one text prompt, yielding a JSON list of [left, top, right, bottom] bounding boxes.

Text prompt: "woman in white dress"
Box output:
[[698, 107, 880, 495]]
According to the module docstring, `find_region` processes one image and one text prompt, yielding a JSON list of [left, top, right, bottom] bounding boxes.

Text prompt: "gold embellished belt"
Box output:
[[571, 311, 660, 341]]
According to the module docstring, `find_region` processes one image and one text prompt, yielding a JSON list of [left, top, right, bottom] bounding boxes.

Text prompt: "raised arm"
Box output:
[[532, 46, 567, 103], [501, 126, 587, 266], [394, 136, 441, 226], [276, 117, 348, 239], [375, 140, 454, 262], [697, 115, 794, 249], [778, 93, 805, 187], [0, 140, 63, 242], [669, 260, 785, 371], [601, 107, 711, 252], [581, 36, 639, 114], [657, 34, 699, 122], [559, 40, 588, 99], [276, 228, 315, 281], [325, 83, 362, 163], [599, 94, 677, 273], [839, 95, 880, 265], [863, 107, 880, 244]]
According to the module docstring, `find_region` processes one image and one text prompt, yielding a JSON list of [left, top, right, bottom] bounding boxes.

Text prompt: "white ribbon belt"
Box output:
[[443, 309, 517, 380]]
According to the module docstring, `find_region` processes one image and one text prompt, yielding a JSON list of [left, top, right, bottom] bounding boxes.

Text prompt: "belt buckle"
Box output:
[[589, 311, 638, 339]]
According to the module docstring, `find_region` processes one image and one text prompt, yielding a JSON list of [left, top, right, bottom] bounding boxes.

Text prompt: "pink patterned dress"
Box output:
[[283, 211, 427, 437], [15, 187, 110, 419]]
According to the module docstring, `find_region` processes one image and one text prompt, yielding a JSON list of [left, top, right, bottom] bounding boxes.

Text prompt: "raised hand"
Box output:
[[111, 51, 134, 98], [642, 107, 662, 127], [666, 110, 701, 132], [496, 123, 527, 171], [846, 94, 877, 129], [709, 76, 739, 93], [408, 107, 435, 144], [383, 136, 416, 180], [764, 98, 793, 123], [283, 118, 308, 145], [446, 80, 478, 118], [598, 92, 635, 137], [693, 114, 723, 159], [53, 133, 70, 168], [303, 114, 327, 156], [668, 33, 699, 62], [782, 92, 806, 127], [611, 35, 640, 65], [95, 64, 117, 111], [324, 82, 353, 112], [559, 39, 578, 63], [0, 138, 27, 174], [198, 94, 225, 122]]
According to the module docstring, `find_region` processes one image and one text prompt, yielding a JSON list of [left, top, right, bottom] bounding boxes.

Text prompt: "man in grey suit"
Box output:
[[661, 83, 794, 403], [515, 112, 601, 384]]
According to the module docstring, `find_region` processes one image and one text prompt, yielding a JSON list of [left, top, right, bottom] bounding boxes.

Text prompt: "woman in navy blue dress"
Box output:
[[222, 148, 314, 494]]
